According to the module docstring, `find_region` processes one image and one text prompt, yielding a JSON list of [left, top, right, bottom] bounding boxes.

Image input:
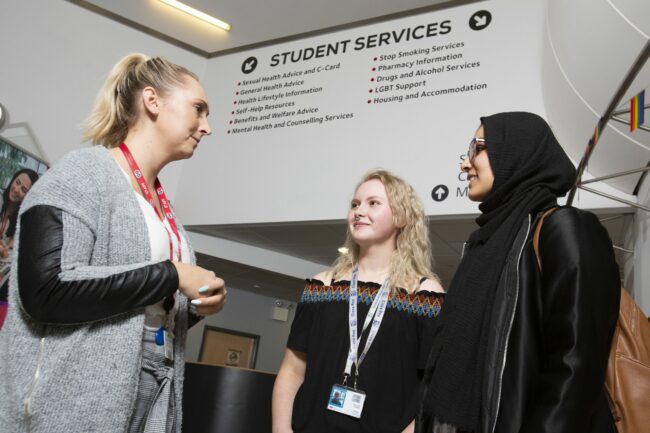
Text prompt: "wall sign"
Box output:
[[176, 0, 549, 224]]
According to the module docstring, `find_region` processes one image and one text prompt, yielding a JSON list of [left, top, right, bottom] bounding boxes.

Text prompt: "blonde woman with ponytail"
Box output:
[[273, 170, 445, 433], [0, 54, 226, 433]]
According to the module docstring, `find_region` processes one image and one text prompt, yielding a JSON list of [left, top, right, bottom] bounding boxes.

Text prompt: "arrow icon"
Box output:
[[469, 10, 492, 31], [241, 56, 258, 74], [431, 185, 449, 202], [474, 15, 487, 27]]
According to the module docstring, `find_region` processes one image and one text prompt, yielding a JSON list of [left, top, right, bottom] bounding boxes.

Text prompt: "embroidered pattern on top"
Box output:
[[300, 283, 443, 318]]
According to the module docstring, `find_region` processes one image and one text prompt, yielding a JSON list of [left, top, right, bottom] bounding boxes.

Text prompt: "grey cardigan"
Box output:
[[0, 146, 196, 433]]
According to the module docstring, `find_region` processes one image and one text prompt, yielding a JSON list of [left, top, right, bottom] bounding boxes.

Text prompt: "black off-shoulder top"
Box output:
[[287, 278, 445, 433]]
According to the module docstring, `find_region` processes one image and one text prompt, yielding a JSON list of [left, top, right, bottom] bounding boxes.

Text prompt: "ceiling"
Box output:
[[70, 0, 473, 56], [195, 252, 306, 302], [190, 217, 475, 291], [191, 212, 633, 301]]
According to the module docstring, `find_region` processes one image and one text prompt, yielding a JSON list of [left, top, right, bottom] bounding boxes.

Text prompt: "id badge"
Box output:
[[163, 329, 174, 361], [326, 384, 365, 418]]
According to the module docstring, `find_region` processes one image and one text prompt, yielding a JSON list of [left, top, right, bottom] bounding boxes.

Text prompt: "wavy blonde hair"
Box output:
[[83, 53, 198, 148], [330, 169, 439, 293]]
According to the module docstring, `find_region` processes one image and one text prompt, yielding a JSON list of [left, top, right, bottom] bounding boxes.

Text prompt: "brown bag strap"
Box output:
[[533, 207, 559, 271]]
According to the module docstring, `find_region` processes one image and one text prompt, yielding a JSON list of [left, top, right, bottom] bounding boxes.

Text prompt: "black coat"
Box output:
[[480, 207, 620, 433]]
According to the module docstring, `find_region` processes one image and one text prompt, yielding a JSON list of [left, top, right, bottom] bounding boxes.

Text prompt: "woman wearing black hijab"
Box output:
[[417, 112, 620, 433]]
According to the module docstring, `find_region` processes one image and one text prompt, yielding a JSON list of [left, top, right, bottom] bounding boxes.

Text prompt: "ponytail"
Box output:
[[83, 53, 198, 148]]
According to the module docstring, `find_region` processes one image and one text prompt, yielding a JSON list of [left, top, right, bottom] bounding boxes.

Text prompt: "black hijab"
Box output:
[[420, 112, 576, 431]]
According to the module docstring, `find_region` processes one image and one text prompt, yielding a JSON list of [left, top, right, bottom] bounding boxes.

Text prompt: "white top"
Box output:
[[120, 168, 190, 331]]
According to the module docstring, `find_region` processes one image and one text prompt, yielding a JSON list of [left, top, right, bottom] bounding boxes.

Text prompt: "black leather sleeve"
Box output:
[[17, 205, 179, 324], [520, 207, 620, 433], [187, 309, 204, 329]]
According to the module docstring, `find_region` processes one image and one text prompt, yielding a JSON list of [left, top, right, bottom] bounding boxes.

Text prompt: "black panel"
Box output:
[[183, 363, 276, 433]]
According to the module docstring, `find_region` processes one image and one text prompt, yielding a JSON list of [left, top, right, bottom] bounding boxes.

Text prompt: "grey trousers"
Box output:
[[128, 329, 176, 433]]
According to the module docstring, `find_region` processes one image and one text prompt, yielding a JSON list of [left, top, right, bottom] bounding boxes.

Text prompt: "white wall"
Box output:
[[623, 177, 650, 317], [542, 0, 650, 195], [185, 285, 296, 373], [0, 0, 208, 200]]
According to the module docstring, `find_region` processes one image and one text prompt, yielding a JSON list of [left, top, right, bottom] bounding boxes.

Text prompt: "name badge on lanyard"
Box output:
[[327, 384, 366, 419], [327, 267, 390, 418], [120, 143, 180, 361]]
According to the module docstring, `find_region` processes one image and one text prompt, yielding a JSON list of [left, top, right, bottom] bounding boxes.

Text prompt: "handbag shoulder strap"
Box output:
[[533, 207, 559, 271]]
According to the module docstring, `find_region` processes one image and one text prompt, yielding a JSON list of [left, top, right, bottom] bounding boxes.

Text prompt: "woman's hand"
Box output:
[[174, 262, 227, 316]]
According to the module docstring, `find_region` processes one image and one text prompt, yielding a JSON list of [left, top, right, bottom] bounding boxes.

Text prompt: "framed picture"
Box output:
[[0, 136, 48, 183], [0, 135, 48, 329], [199, 326, 260, 369]]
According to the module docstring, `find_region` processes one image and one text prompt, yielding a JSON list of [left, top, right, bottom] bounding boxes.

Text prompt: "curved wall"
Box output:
[[543, 0, 650, 194]]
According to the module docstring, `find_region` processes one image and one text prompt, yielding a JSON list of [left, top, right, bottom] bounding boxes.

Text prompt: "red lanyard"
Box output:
[[0, 216, 8, 237], [119, 143, 182, 262]]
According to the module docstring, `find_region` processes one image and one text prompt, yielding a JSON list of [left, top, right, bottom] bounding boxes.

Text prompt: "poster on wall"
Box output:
[[0, 136, 48, 328], [176, 0, 548, 225]]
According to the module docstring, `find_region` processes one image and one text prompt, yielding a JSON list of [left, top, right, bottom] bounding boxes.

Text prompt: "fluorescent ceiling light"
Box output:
[[338, 247, 349, 254], [159, 0, 231, 31]]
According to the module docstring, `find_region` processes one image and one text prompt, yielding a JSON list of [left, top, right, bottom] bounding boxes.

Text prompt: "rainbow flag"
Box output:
[[630, 90, 645, 132], [591, 125, 600, 144]]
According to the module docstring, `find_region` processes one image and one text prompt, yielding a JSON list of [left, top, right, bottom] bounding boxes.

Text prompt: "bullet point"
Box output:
[[234, 101, 237, 104], [371, 78, 375, 82], [236, 91, 239, 95], [238, 82, 241, 86], [228, 130, 231, 134], [367, 100, 372, 104], [369, 89, 373, 93], [372, 67, 376, 71], [229, 120, 232, 124], [374, 57, 377, 61], [231, 111, 235, 115]]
